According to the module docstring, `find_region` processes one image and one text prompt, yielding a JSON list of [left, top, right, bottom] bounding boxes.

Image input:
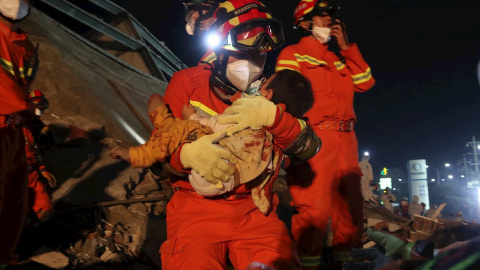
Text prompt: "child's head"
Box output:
[[259, 69, 313, 119]]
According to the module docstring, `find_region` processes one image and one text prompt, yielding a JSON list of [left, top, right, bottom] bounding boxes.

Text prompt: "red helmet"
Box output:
[[293, 0, 339, 28], [29, 89, 49, 111], [206, 0, 284, 52]]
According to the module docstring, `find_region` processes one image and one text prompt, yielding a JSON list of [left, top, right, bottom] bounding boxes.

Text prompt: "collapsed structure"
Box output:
[[11, 2, 480, 270]]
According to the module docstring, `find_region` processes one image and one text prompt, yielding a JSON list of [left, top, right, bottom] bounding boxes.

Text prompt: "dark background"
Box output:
[[113, 0, 480, 175]]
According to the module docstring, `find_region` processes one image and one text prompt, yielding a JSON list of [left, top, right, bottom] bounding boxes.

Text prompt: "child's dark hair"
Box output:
[[268, 69, 314, 119]]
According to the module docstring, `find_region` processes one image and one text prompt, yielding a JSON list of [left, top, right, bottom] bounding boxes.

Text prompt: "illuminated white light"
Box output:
[[431, 179, 435, 182], [448, 175, 453, 179], [115, 116, 146, 145], [364, 151, 369, 156], [461, 175, 465, 178], [477, 144, 480, 150], [393, 188, 396, 190], [445, 163, 451, 167], [206, 33, 221, 47]]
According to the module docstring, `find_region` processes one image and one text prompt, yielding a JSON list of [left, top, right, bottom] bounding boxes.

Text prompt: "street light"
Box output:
[[426, 165, 441, 183], [427, 163, 451, 183]]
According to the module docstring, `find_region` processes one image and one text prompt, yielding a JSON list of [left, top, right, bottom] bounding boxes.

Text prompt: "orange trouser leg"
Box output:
[[161, 241, 228, 269], [330, 174, 363, 249], [0, 126, 28, 264], [160, 190, 299, 270], [28, 172, 53, 217], [289, 131, 363, 268]]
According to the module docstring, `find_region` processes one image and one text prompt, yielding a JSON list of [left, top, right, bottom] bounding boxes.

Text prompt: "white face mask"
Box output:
[[0, 0, 29, 21], [312, 26, 331, 44], [226, 59, 264, 92]]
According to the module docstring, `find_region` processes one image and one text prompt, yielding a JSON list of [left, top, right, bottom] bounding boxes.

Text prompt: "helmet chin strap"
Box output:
[[210, 76, 237, 105], [209, 50, 240, 103]]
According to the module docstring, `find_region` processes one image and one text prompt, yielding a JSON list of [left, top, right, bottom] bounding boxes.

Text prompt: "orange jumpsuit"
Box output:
[[23, 127, 54, 221], [160, 64, 303, 269], [276, 37, 375, 267], [0, 22, 32, 264]]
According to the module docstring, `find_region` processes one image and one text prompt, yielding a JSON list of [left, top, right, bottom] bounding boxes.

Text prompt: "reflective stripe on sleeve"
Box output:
[[335, 60, 345, 70], [294, 53, 328, 66], [299, 255, 322, 267], [351, 67, 372, 84], [297, 118, 307, 131]]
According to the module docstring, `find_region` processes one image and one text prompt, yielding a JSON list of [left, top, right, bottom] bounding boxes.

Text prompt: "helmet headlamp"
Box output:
[[206, 32, 222, 47]]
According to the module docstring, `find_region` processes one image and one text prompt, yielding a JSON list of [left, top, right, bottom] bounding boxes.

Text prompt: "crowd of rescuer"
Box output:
[[157, 0, 321, 269], [275, 0, 375, 268], [0, 0, 39, 269]]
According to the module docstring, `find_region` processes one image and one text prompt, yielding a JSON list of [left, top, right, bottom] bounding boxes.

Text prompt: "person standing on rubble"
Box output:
[[409, 195, 423, 218], [158, 0, 320, 269], [400, 197, 410, 218], [274, 0, 376, 268], [380, 187, 396, 212], [359, 152, 378, 204], [425, 204, 442, 219], [0, 0, 37, 268]]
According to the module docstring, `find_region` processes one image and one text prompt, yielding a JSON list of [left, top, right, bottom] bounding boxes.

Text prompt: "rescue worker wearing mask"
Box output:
[[159, 0, 320, 269], [0, 0, 36, 268], [275, 0, 376, 268]]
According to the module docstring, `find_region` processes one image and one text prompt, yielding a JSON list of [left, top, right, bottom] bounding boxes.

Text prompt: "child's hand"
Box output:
[[182, 104, 196, 119], [110, 147, 131, 163], [148, 94, 164, 114]]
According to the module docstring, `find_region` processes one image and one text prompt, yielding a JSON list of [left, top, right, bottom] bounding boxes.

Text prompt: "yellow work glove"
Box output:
[[218, 96, 278, 136], [180, 132, 237, 186], [39, 166, 57, 188]]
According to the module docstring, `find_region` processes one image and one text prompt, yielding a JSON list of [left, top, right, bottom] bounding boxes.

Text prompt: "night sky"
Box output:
[[114, 0, 480, 175]]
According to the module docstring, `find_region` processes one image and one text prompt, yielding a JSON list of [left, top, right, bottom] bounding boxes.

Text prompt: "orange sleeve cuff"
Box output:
[[170, 144, 191, 173], [267, 105, 301, 149]]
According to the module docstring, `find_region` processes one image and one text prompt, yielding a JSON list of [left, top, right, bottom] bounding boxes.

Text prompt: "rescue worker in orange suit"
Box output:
[[24, 90, 56, 223], [275, 0, 375, 268], [182, 0, 223, 64], [111, 71, 315, 215], [0, 0, 37, 268], [158, 0, 320, 269]]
